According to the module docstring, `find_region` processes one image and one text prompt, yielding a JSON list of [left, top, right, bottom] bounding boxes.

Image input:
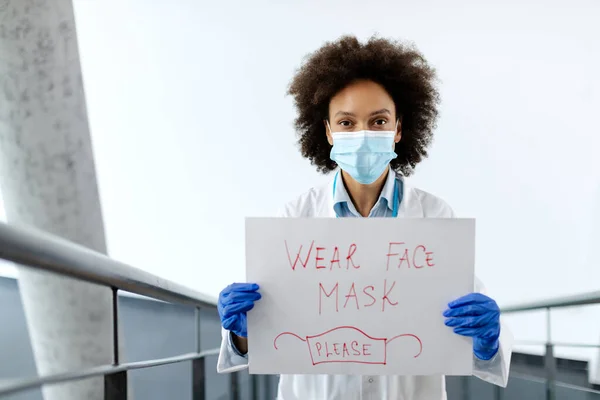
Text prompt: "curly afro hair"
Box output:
[[287, 35, 440, 176]]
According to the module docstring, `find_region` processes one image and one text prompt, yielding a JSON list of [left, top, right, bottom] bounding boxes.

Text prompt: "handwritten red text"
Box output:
[[319, 280, 398, 314], [314, 340, 372, 358], [386, 242, 434, 270], [285, 241, 360, 271]]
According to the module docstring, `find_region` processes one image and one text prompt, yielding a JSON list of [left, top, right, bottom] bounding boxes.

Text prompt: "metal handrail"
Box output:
[[502, 291, 600, 313], [0, 222, 216, 308], [0, 349, 219, 397], [0, 221, 235, 400], [509, 372, 600, 395], [514, 340, 600, 349], [499, 291, 600, 400]]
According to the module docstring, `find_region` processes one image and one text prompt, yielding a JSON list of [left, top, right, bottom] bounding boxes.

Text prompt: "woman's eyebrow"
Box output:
[[334, 109, 391, 118], [334, 111, 356, 117], [369, 108, 391, 116]]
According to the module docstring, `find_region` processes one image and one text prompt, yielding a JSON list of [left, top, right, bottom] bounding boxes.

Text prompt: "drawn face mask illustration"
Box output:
[[273, 325, 422, 366]]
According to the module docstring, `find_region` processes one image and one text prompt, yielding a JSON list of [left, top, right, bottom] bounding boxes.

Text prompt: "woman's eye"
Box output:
[[374, 119, 387, 126], [339, 120, 352, 127]]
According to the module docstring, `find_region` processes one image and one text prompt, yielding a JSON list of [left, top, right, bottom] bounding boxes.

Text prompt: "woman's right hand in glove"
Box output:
[[217, 282, 261, 338]]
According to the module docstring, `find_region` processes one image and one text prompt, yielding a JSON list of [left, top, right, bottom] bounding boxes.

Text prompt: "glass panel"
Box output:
[[237, 369, 252, 400], [198, 308, 230, 400], [504, 374, 600, 400], [0, 277, 44, 400], [502, 375, 546, 400], [120, 297, 197, 398], [449, 375, 600, 400], [467, 375, 498, 398], [556, 385, 600, 400], [204, 354, 230, 400]]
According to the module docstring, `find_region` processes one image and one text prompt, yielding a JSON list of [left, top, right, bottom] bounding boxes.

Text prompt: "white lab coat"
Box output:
[[217, 171, 513, 400]]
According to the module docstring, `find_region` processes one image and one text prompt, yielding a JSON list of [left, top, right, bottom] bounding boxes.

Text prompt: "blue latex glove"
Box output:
[[218, 282, 261, 338], [443, 293, 500, 360]]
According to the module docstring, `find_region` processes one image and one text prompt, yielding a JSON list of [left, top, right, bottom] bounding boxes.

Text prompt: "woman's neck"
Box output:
[[341, 169, 389, 217]]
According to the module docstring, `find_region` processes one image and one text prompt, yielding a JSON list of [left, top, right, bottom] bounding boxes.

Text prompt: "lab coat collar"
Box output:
[[326, 169, 424, 218], [332, 167, 397, 215]]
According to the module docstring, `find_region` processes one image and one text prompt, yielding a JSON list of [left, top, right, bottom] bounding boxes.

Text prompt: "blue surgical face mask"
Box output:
[[328, 121, 398, 185]]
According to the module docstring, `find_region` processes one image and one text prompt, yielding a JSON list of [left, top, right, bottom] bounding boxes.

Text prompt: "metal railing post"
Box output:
[[265, 375, 274, 400], [104, 288, 127, 400], [494, 384, 502, 400], [192, 307, 206, 400], [461, 376, 470, 400], [545, 307, 556, 400], [230, 372, 240, 400], [250, 375, 259, 400]]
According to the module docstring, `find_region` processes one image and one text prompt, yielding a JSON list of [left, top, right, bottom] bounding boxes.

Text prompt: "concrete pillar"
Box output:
[[0, 1, 114, 399]]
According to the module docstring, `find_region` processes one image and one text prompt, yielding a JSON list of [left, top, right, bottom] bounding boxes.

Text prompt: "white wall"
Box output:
[[4, 0, 600, 379]]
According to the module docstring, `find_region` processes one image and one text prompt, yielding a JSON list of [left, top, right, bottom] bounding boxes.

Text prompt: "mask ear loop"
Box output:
[[392, 119, 400, 150]]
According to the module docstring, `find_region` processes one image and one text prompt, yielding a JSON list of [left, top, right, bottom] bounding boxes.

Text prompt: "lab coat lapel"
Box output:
[[396, 177, 425, 218], [325, 176, 336, 218]]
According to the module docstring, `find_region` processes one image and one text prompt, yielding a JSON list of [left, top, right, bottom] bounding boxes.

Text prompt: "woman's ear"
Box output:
[[324, 120, 334, 146], [394, 118, 402, 143]]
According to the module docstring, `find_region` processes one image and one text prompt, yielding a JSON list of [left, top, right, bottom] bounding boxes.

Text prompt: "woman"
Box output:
[[217, 35, 512, 400]]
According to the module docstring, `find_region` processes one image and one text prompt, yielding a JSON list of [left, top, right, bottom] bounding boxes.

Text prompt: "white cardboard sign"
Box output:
[[245, 218, 475, 375]]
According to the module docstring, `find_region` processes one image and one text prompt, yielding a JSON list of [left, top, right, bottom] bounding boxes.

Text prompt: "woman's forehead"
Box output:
[[329, 80, 395, 117]]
